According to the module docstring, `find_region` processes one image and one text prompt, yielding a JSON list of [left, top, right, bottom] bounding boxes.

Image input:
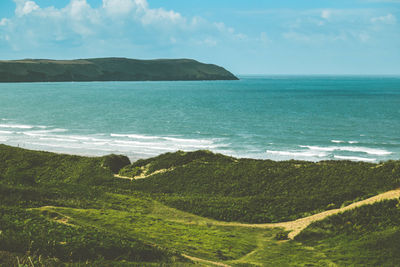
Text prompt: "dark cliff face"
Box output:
[[0, 58, 238, 82]]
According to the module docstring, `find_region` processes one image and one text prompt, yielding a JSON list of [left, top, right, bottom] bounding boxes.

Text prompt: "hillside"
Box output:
[[1, 144, 400, 266], [120, 150, 400, 223], [0, 58, 238, 82], [296, 199, 400, 266]]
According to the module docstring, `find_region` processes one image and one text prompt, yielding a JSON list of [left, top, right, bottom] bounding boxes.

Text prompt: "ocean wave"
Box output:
[[163, 136, 215, 144], [111, 133, 218, 145], [0, 130, 13, 134], [113, 139, 220, 150], [266, 150, 327, 157], [39, 137, 79, 143], [12, 128, 226, 159], [331, 140, 359, 144], [0, 123, 34, 129], [334, 155, 376, 162], [300, 145, 391, 156], [22, 128, 68, 137], [66, 135, 106, 142], [110, 133, 160, 140]]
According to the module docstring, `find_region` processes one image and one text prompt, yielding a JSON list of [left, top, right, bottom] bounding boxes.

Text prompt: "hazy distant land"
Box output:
[[0, 57, 238, 82]]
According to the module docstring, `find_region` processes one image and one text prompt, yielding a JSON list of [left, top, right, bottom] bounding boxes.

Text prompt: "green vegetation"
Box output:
[[120, 150, 400, 223], [0, 58, 238, 82], [1, 144, 400, 266], [296, 199, 400, 266], [0, 144, 116, 185], [101, 154, 131, 174], [0, 207, 173, 264]]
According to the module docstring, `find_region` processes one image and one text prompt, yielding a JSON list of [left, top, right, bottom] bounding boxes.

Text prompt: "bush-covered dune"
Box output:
[[295, 199, 400, 266], [0, 144, 188, 265], [121, 150, 400, 223], [1, 144, 400, 266], [0, 144, 130, 185], [0, 57, 238, 82]]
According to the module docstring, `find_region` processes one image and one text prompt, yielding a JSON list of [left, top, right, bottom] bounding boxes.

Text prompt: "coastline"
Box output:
[[0, 142, 398, 165]]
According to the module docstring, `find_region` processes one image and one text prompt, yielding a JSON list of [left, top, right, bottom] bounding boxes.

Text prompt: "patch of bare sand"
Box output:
[[114, 167, 175, 180]]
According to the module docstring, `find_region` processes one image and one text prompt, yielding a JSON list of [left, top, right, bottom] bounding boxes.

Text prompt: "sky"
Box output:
[[0, 0, 399, 74]]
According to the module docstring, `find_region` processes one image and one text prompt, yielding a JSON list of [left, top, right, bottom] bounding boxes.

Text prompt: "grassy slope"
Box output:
[[1, 145, 400, 266], [295, 199, 400, 266], [120, 150, 400, 223], [0, 58, 238, 82]]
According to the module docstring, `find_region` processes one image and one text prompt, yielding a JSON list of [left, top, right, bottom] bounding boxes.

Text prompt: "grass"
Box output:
[[1, 144, 400, 266], [295, 199, 400, 266], [38, 193, 258, 262], [121, 150, 400, 223]]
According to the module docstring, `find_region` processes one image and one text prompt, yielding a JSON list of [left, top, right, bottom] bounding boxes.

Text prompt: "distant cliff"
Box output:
[[0, 57, 238, 82]]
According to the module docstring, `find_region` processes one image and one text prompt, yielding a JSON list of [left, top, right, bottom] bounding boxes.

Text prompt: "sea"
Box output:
[[0, 76, 399, 163]]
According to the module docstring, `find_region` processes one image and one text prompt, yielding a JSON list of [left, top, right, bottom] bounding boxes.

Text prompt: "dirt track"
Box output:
[[113, 173, 400, 239], [216, 189, 400, 239]]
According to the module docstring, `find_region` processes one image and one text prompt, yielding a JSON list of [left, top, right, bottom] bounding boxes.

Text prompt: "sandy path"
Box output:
[[113, 174, 134, 180], [114, 167, 174, 180], [182, 254, 232, 267], [216, 189, 400, 239], [113, 169, 400, 238]]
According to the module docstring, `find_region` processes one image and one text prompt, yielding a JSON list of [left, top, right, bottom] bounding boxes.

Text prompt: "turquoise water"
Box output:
[[0, 76, 399, 162]]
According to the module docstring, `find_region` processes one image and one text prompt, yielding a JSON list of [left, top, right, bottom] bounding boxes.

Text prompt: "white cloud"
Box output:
[[102, 0, 135, 16], [214, 22, 234, 33], [0, 0, 245, 57], [358, 32, 370, 42], [14, 0, 40, 17], [371, 13, 397, 24], [197, 37, 217, 47], [140, 8, 184, 25], [280, 8, 400, 45], [283, 31, 348, 43], [0, 18, 10, 26], [321, 10, 331, 20], [65, 0, 92, 19], [214, 22, 247, 40]]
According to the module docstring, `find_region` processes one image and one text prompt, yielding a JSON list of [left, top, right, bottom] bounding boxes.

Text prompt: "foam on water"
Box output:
[[110, 133, 160, 140], [300, 145, 391, 156], [0, 119, 395, 162], [334, 155, 376, 162], [331, 140, 360, 144], [0, 121, 226, 160], [0, 130, 13, 134], [0, 124, 34, 129], [266, 150, 327, 158]]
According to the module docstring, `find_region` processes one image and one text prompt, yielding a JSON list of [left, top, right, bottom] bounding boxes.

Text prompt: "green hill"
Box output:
[[1, 144, 400, 266], [296, 199, 400, 266], [0, 57, 238, 82], [121, 150, 400, 223]]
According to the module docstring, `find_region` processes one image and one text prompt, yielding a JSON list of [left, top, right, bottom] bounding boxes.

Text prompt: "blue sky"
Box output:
[[0, 0, 399, 74]]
